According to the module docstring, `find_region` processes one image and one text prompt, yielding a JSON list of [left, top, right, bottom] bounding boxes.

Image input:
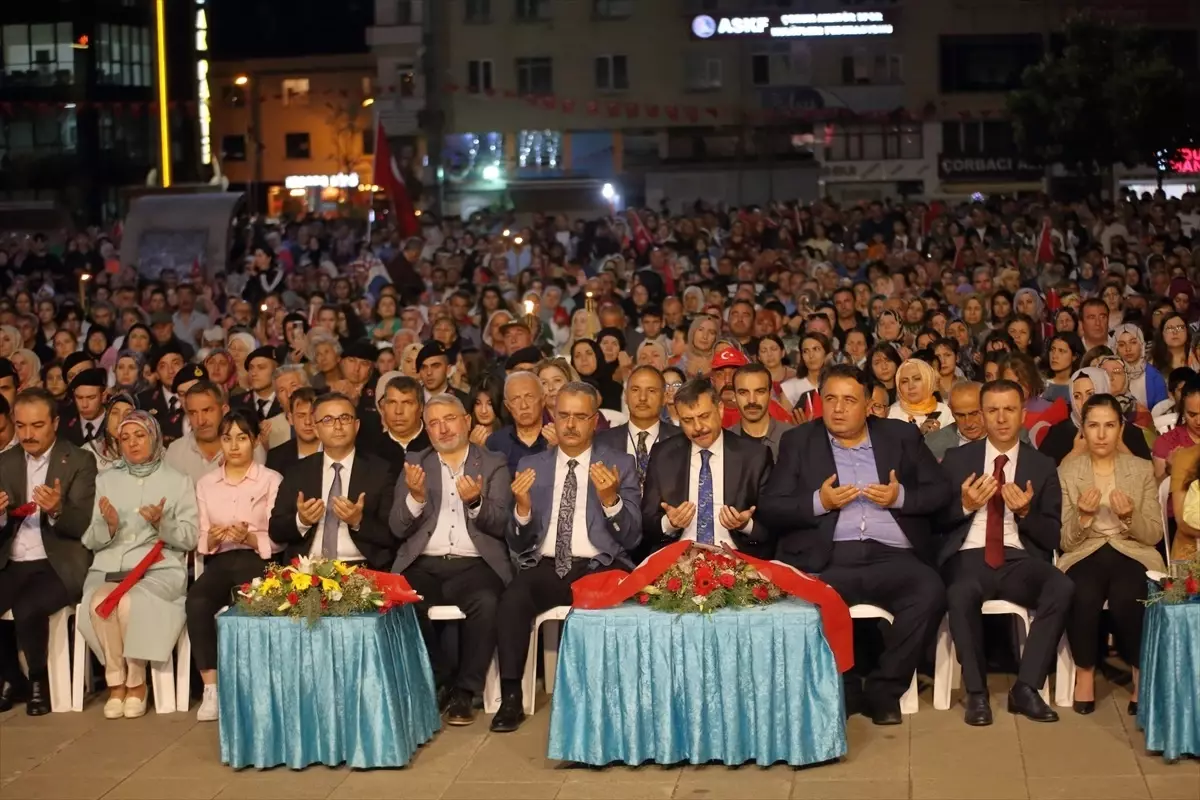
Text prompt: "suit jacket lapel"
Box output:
[[534, 451, 554, 540], [721, 436, 741, 508], [425, 449, 443, 501]]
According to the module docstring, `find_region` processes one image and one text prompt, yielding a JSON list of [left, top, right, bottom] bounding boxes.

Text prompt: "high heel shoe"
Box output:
[[1073, 700, 1095, 715], [1127, 701, 1138, 716]]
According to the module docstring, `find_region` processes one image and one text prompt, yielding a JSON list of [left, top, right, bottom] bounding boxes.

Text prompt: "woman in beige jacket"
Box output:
[[1059, 394, 1165, 716]]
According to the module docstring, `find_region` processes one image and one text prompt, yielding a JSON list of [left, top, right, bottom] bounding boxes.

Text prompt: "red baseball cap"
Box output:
[[710, 348, 749, 371]]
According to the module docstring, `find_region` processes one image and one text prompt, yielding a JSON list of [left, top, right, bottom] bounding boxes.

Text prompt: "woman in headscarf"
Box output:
[[571, 339, 622, 411], [1095, 353, 1156, 448], [596, 327, 631, 384], [681, 286, 705, 318], [0, 324, 21, 359], [78, 411, 198, 720], [11, 349, 41, 390], [87, 392, 137, 472], [1109, 323, 1168, 410], [482, 309, 515, 359], [203, 349, 240, 396], [960, 295, 989, 343], [888, 357, 950, 434], [113, 350, 151, 396], [227, 332, 257, 393], [1013, 288, 1054, 343], [1168, 277, 1199, 324], [1037, 367, 1152, 465], [671, 314, 720, 377], [400, 342, 422, 378]]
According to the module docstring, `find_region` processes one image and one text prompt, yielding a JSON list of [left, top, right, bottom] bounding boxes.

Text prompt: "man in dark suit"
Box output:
[[0, 388, 98, 714], [61, 368, 107, 447], [390, 394, 513, 726], [938, 379, 1070, 726], [641, 378, 772, 559], [137, 342, 188, 447], [365, 375, 429, 463], [594, 364, 680, 488], [55, 352, 94, 432], [266, 387, 323, 475], [232, 346, 283, 422], [491, 381, 642, 733], [759, 363, 953, 725], [268, 392, 397, 570]]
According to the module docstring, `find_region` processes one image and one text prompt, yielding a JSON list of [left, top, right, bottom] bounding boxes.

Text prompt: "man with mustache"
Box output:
[[727, 363, 793, 461], [595, 365, 681, 489]]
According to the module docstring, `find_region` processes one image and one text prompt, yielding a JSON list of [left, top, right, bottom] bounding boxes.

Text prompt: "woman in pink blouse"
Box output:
[[185, 409, 282, 722]]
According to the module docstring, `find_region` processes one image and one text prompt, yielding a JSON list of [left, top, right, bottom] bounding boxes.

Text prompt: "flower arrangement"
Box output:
[[635, 546, 783, 614], [1146, 552, 1200, 606], [235, 556, 390, 624]]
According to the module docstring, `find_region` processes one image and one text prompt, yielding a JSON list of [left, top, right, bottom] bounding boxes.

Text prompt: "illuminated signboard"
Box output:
[[284, 173, 360, 189], [1171, 148, 1200, 174], [691, 11, 893, 39], [196, 3, 211, 165]]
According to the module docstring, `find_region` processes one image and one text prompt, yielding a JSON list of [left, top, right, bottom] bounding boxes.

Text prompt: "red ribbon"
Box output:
[[8, 502, 38, 519], [358, 569, 422, 607], [94, 541, 165, 620], [571, 541, 855, 673]]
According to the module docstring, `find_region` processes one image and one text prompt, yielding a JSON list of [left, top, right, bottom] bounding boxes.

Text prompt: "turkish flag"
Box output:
[[626, 209, 652, 254], [371, 118, 420, 238], [1036, 216, 1055, 264]]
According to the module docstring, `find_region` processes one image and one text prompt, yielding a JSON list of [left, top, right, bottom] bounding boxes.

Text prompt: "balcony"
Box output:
[[756, 84, 905, 114]]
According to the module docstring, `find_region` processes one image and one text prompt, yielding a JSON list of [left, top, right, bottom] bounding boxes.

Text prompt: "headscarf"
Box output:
[[113, 410, 165, 479], [682, 286, 705, 315], [374, 370, 403, 406], [1108, 322, 1147, 381], [0, 325, 21, 358], [895, 358, 940, 417], [482, 310, 514, 350], [203, 348, 239, 392], [596, 327, 627, 360], [85, 325, 113, 360], [1093, 354, 1139, 419], [681, 314, 718, 373], [114, 349, 151, 395], [12, 349, 41, 388], [1068, 367, 1110, 428], [1013, 288, 1044, 322], [93, 392, 136, 468], [1169, 277, 1198, 323], [573, 338, 622, 411]]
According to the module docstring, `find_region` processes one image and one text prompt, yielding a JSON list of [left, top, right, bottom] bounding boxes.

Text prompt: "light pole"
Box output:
[[154, 0, 171, 186]]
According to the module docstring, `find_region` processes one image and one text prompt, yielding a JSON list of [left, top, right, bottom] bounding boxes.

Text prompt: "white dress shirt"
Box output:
[[406, 455, 482, 557], [163, 387, 181, 413], [10, 450, 51, 561], [253, 391, 277, 418], [662, 432, 754, 548], [624, 420, 661, 459], [80, 414, 103, 442], [961, 440, 1023, 552], [513, 447, 622, 560], [298, 450, 366, 561]]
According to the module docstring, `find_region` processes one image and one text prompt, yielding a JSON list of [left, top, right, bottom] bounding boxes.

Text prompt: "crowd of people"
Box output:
[[0, 190, 1197, 737]]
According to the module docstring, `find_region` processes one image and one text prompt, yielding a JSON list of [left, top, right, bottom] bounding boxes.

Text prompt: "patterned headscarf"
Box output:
[[895, 358, 939, 418], [1108, 323, 1147, 381], [1069, 367, 1110, 428], [94, 392, 137, 467], [113, 410, 165, 478], [114, 349, 151, 395]]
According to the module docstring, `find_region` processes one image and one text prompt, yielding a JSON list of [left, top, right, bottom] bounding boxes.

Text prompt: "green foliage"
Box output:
[[1145, 552, 1200, 606], [637, 547, 783, 614], [1007, 13, 1199, 176]]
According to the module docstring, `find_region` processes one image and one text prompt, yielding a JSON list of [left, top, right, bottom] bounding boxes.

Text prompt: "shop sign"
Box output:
[[284, 173, 360, 189], [691, 11, 893, 40], [937, 155, 1042, 181]]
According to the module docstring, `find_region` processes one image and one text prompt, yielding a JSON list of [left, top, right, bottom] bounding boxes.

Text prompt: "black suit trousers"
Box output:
[[1063, 543, 1147, 669], [819, 541, 947, 705], [944, 547, 1074, 694], [402, 555, 505, 695], [0, 560, 72, 683], [496, 558, 600, 685], [185, 549, 268, 672]]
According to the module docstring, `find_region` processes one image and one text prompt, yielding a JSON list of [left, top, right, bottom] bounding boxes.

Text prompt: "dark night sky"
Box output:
[[207, 0, 374, 60]]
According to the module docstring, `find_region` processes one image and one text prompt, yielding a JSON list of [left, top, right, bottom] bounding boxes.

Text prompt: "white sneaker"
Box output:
[[196, 685, 219, 722], [122, 694, 146, 719], [103, 697, 124, 719]]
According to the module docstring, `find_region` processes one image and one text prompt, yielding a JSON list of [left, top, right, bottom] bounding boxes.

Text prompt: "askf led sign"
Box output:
[[691, 11, 894, 39]]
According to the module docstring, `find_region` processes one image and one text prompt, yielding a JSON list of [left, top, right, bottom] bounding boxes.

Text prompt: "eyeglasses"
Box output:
[[665, 382, 682, 390], [316, 414, 356, 428], [555, 411, 597, 424], [1164, 324, 1188, 333], [427, 414, 465, 430]]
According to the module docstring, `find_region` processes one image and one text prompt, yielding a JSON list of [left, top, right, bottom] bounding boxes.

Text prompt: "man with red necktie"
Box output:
[[937, 379, 1072, 727]]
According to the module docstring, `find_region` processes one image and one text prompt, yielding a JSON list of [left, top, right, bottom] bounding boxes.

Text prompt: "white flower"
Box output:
[[692, 596, 706, 607], [295, 555, 314, 574], [330, 590, 343, 602], [251, 577, 262, 588], [360, 586, 372, 598]]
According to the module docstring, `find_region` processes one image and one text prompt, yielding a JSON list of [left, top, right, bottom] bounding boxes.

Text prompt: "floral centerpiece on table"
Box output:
[[235, 556, 390, 624], [1146, 552, 1200, 606], [635, 546, 783, 614]]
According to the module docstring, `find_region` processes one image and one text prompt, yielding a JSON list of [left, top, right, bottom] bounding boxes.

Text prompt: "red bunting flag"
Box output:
[[371, 116, 420, 238]]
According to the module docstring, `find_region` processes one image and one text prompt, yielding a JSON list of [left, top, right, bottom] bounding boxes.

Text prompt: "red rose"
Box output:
[[666, 577, 682, 592], [695, 575, 715, 596], [718, 573, 736, 589], [1186, 576, 1199, 595], [291, 557, 301, 567], [694, 565, 714, 582], [287, 592, 300, 605], [1164, 580, 1174, 591], [752, 585, 770, 601], [637, 593, 650, 605], [240, 583, 251, 593], [321, 597, 328, 608]]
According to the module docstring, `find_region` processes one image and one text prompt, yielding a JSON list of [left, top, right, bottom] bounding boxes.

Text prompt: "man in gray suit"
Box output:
[[728, 363, 794, 461], [925, 382, 1029, 461], [0, 388, 98, 715], [390, 393, 513, 727], [492, 381, 642, 733]]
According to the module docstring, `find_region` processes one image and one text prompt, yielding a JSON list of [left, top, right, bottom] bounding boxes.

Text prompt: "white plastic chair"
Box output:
[[1, 606, 73, 713], [522, 605, 571, 716], [427, 605, 501, 714], [933, 601, 1050, 710], [849, 604, 919, 714]]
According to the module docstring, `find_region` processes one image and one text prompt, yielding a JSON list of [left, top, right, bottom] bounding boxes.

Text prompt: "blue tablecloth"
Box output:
[[1139, 595, 1200, 761], [217, 605, 440, 769], [547, 598, 846, 767]]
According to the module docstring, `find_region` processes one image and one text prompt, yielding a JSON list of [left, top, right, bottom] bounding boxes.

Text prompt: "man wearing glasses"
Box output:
[[268, 392, 397, 570], [390, 395, 513, 727], [490, 381, 641, 733]]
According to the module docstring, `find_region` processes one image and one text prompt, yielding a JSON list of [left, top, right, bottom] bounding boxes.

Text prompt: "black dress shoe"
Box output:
[[0, 680, 30, 713], [1072, 700, 1095, 715], [1127, 701, 1138, 716], [964, 692, 993, 726], [1007, 681, 1058, 723], [868, 698, 902, 726], [436, 684, 453, 713], [489, 694, 525, 733], [445, 689, 476, 727], [25, 680, 50, 717]]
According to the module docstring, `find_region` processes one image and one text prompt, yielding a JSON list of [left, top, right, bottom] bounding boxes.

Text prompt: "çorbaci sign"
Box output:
[[937, 155, 1042, 181]]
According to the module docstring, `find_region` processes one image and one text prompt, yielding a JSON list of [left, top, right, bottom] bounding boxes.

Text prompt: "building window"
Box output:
[[465, 0, 491, 22], [515, 0, 551, 21], [684, 54, 722, 90], [594, 55, 628, 91], [940, 34, 1042, 93], [941, 121, 1014, 157], [751, 44, 803, 87], [222, 134, 247, 161], [594, 0, 633, 18], [96, 23, 151, 87], [467, 59, 494, 93], [0, 110, 77, 157], [282, 78, 310, 106], [397, 64, 416, 97], [516, 57, 553, 95], [362, 127, 375, 156], [1, 23, 76, 86], [826, 124, 923, 161], [285, 133, 311, 160]]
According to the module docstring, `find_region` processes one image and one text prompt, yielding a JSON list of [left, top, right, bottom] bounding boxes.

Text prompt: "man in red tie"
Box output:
[[938, 379, 1072, 726]]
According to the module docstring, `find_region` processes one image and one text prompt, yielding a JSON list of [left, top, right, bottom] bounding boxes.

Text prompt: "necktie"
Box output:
[[635, 431, 649, 487], [697, 449, 714, 545], [984, 454, 1008, 569], [320, 463, 343, 558], [554, 459, 578, 578], [84, 422, 94, 442], [257, 398, 269, 419], [168, 395, 178, 413]]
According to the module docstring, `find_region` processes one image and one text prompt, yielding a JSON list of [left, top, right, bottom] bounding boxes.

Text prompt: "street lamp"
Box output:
[[362, 97, 375, 107], [234, 75, 249, 86]]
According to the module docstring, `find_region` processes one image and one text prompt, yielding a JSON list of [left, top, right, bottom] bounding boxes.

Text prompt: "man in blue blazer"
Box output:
[[491, 381, 642, 733]]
